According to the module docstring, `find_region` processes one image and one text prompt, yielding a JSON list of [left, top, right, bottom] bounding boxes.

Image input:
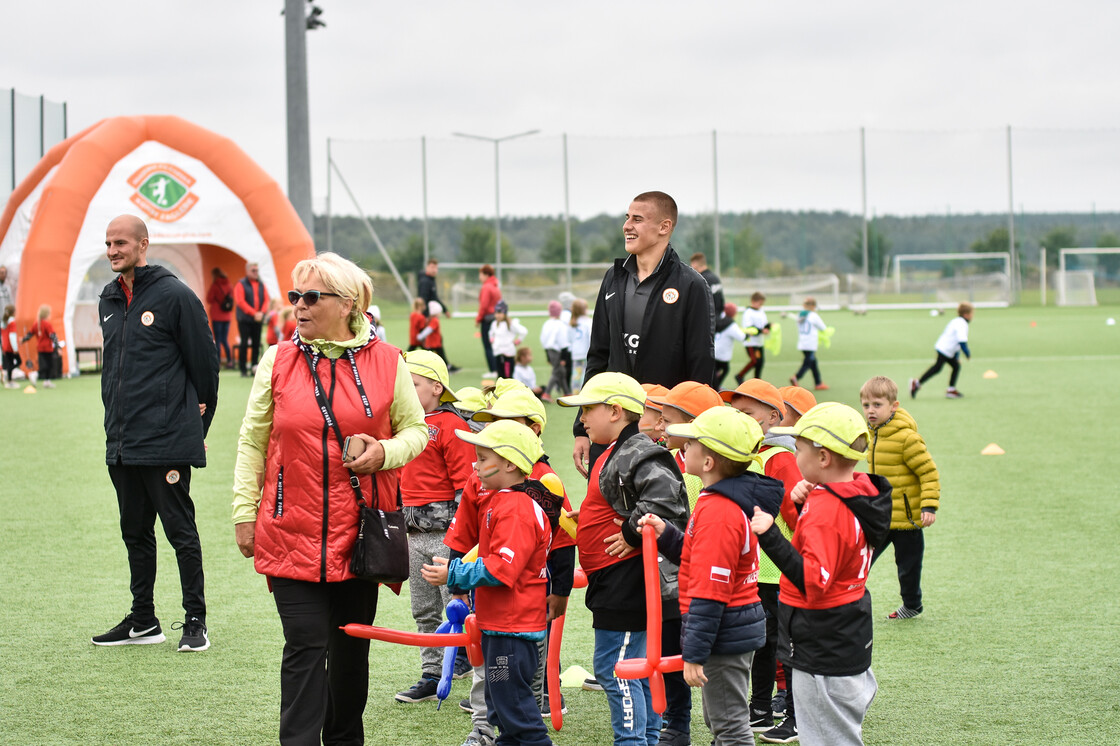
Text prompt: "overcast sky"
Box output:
[[5, 1, 1120, 218]]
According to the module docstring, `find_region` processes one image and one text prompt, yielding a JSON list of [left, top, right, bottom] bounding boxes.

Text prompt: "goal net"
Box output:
[[889, 252, 1012, 309], [1056, 248, 1120, 306], [721, 274, 841, 312], [446, 262, 611, 317]]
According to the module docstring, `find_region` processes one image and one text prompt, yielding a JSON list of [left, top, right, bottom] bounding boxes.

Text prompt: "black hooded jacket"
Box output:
[[657, 470, 784, 662], [99, 265, 219, 467], [758, 473, 893, 676]]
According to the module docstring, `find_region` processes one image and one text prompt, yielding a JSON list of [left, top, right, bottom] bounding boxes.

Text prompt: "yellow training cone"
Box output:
[[23, 385, 37, 394], [981, 443, 1005, 455], [560, 665, 594, 688], [983, 370, 998, 379]]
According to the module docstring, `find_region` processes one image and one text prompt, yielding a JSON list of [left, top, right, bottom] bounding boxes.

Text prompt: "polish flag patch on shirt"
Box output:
[[499, 546, 516, 564], [710, 566, 732, 584]]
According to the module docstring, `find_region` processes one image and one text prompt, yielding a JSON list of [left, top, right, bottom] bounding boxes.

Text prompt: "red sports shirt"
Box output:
[[762, 446, 802, 530], [476, 488, 552, 633], [778, 474, 877, 611], [401, 408, 474, 506], [679, 490, 759, 614], [576, 442, 640, 575]]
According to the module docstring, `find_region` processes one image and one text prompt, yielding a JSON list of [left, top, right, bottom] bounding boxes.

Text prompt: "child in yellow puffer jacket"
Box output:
[[860, 375, 940, 620]]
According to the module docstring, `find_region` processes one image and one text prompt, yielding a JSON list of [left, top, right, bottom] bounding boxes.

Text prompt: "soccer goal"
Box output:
[[1056, 248, 1120, 306], [890, 252, 1012, 309]]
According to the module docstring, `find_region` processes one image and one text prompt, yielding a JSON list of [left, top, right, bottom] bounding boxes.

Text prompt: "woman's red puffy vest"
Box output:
[[254, 338, 402, 583]]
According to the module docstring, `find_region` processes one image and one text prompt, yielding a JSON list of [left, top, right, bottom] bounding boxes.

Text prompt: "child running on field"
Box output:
[[558, 373, 689, 746], [749, 403, 892, 746], [910, 302, 973, 399], [736, 291, 770, 383], [789, 297, 828, 391], [860, 375, 940, 620], [639, 406, 784, 746], [423, 420, 557, 746]]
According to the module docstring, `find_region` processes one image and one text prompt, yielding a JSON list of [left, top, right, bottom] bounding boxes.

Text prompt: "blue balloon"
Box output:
[[435, 599, 472, 705]]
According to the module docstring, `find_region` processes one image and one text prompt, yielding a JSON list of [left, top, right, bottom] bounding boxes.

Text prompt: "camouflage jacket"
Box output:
[[599, 423, 690, 547]]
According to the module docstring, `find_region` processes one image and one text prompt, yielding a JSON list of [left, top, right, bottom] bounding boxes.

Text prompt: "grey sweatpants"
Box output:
[[792, 667, 877, 746], [407, 530, 452, 677], [700, 651, 755, 746]]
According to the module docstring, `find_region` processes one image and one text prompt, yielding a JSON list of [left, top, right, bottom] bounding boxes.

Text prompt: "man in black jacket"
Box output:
[[416, 259, 450, 319], [689, 252, 724, 313], [92, 214, 220, 653], [572, 191, 714, 476]]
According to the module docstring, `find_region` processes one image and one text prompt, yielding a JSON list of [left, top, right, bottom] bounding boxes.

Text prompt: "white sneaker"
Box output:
[[43, 380, 57, 388]]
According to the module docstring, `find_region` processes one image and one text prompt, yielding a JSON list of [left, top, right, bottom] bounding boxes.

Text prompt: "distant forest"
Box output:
[[314, 210, 1120, 282]]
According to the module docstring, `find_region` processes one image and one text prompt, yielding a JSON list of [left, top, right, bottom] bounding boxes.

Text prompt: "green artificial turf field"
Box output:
[[1, 304, 1118, 745]]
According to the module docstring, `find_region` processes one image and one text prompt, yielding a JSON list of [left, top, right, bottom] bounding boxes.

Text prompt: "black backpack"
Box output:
[[220, 292, 234, 312]]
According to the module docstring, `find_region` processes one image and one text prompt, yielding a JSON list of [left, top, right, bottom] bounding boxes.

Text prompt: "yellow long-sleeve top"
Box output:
[[231, 315, 428, 525]]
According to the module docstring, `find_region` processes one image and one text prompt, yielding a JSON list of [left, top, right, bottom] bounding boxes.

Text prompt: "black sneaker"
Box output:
[[758, 716, 798, 743], [581, 676, 603, 692], [453, 655, 473, 679], [459, 697, 473, 713], [91, 615, 165, 646], [172, 616, 210, 652], [750, 706, 774, 732], [888, 605, 923, 620], [540, 692, 567, 718], [909, 378, 920, 398], [657, 726, 691, 746], [396, 677, 439, 703], [448, 365, 462, 374], [771, 689, 788, 718]]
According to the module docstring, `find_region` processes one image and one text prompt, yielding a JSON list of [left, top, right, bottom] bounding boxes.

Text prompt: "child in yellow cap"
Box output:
[[558, 373, 689, 746], [749, 403, 892, 746], [423, 420, 555, 746], [395, 350, 476, 704], [639, 407, 784, 746]]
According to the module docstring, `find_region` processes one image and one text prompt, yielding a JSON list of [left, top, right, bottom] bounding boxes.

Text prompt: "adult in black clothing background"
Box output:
[[417, 259, 451, 319], [689, 252, 724, 313], [92, 214, 220, 653]]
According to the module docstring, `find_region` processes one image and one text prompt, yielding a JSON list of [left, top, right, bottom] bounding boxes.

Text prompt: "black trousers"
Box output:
[[660, 614, 692, 732], [919, 352, 961, 388], [238, 319, 263, 373], [736, 346, 765, 380], [479, 319, 497, 373], [872, 528, 926, 610], [107, 464, 206, 624], [793, 350, 821, 386], [271, 577, 379, 746]]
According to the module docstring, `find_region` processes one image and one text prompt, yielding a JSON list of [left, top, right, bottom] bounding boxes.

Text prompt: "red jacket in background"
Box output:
[[408, 311, 426, 348], [401, 407, 474, 506], [206, 277, 234, 322], [29, 319, 56, 353], [234, 277, 269, 321], [476, 275, 501, 323]]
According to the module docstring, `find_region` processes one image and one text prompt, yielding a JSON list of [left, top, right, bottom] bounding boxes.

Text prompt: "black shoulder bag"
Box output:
[[302, 347, 409, 584]]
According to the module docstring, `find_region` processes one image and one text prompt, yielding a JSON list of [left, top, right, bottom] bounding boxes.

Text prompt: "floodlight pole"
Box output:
[[453, 129, 540, 285], [563, 133, 572, 289], [1006, 125, 1018, 298], [285, 0, 315, 237], [713, 130, 721, 277], [860, 127, 870, 287]]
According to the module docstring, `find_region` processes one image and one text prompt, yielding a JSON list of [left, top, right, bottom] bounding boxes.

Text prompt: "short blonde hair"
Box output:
[[860, 375, 898, 402], [38, 304, 51, 320], [958, 302, 974, 316], [292, 252, 373, 327]]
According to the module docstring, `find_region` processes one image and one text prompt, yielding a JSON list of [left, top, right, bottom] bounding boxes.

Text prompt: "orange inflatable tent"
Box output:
[[0, 115, 315, 375]]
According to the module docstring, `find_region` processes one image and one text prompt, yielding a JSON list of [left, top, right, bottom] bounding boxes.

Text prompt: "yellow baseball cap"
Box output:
[[473, 386, 548, 428], [404, 350, 457, 403], [452, 386, 487, 414], [771, 402, 869, 461], [455, 419, 543, 474], [482, 377, 528, 402], [665, 406, 764, 463], [557, 372, 647, 415]]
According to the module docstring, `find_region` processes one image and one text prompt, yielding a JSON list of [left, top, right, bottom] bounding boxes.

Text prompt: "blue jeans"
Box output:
[[593, 629, 661, 746]]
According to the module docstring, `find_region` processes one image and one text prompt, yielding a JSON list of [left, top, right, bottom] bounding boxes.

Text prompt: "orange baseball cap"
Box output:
[[650, 381, 723, 419], [778, 385, 817, 417], [642, 383, 670, 411], [720, 379, 785, 417]]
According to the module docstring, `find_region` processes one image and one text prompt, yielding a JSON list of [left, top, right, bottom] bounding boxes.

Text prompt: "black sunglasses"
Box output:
[[288, 290, 342, 306]]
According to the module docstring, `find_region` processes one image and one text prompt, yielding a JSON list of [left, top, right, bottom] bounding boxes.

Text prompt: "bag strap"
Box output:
[[301, 348, 377, 511]]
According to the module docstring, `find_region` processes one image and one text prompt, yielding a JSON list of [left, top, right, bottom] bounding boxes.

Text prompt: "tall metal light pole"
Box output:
[[452, 129, 540, 285], [284, 0, 323, 238]]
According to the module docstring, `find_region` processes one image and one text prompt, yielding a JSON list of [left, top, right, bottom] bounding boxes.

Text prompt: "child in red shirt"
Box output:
[[2, 304, 20, 388], [394, 351, 476, 704], [444, 385, 575, 740], [721, 378, 803, 737], [22, 304, 59, 388], [408, 297, 426, 351], [750, 403, 892, 746], [423, 420, 555, 746], [640, 406, 784, 746]]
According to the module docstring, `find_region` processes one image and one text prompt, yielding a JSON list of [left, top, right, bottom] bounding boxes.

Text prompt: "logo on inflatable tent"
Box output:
[[128, 163, 200, 222]]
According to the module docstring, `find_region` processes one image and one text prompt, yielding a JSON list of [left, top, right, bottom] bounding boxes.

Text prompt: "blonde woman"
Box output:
[[232, 252, 427, 745]]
